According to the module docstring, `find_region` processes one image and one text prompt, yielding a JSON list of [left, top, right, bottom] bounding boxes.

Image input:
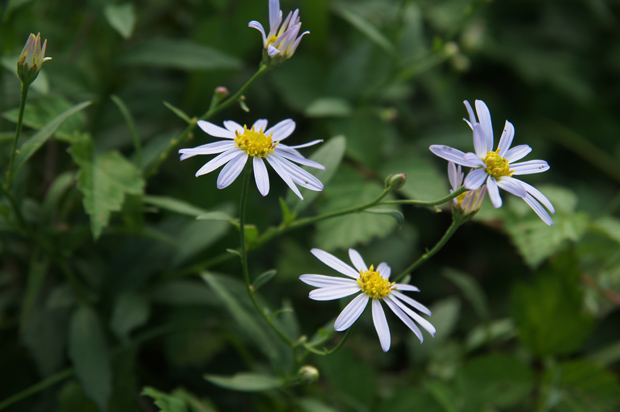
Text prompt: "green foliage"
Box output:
[[104, 3, 137, 40], [205, 372, 282, 392]]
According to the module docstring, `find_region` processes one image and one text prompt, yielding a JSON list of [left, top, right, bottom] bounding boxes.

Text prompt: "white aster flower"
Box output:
[[448, 162, 486, 215], [179, 119, 324, 199], [430, 100, 555, 226], [249, 0, 309, 59], [300, 248, 436, 352]]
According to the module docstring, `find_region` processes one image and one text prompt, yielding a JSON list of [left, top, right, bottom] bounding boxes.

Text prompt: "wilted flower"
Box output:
[[249, 0, 309, 64], [179, 119, 324, 199], [17, 33, 52, 86], [300, 248, 435, 352], [430, 100, 554, 226], [448, 162, 486, 215]]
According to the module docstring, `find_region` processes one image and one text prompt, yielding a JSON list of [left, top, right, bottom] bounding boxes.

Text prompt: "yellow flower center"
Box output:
[[234, 125, 278, 158], [356, 265, 396, 299], [484, 149, 513, 179]]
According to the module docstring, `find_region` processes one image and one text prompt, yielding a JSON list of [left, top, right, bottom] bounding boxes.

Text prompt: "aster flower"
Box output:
[[249, 0, 309, 61], [430, 100, 555, 226], [179, 119, 324, 199], [300, 248, 435, 352], [17, 33, 52, 86], [448, 162, 486, 215]]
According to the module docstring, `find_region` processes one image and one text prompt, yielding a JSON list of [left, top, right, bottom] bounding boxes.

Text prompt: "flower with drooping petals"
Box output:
[[249, 0, 309, 64], [17, 33, 52, 86], [430, 100, 555, 226], [179, 119, 324, 199], [300, 248, 435, 352], [448, 162, 486, 215]]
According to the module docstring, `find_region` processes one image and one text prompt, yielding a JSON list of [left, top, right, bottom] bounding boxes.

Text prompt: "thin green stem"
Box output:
[[0, 182, 31, 237], [111, 95, 142, 169], [379, 186, 467, 207], [393, 213, 468, 283], [301, 327, 353, 356], [238, 162, 295, 347], [0, 369, 73, 411], [6, 83, 29, 189]]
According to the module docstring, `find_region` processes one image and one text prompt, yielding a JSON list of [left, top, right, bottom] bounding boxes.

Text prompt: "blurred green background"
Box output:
[[1, 0, 619, 411]]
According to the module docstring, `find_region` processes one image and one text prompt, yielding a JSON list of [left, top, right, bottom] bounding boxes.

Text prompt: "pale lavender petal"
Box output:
[[523, 193, 554, 226], [278, 10, 293, 36], [309, 286, 361, 301], [253, 157, 270, 196], [463, 153, 486, 167], [265, 154, 302, 199], [269, 0, 280, 30], [505, 144, 532, 162], [464, 168, 488, 190], [372, 299, 391, 352], [463, 118, 473, 130], [223, 120, 244, 134], [510, 160, 550, 175], [289, 30, 310, 55], [497, 120, 515, 157], [383, 297, 423, 342], [274, 148, 325, 170], [429, 145, 475, 166], [388, 296, 436, 336], [348, 249, 367, 272], [197, 120, 236, 139], [265, 119, 295, 141], [448, 162, 462, 191], [390, 291, 431, 316], [487, 176, 502, 208], [195, 148, 241, 177], [311, 248, 360, 279], [267, 44, 280, 56], [463, 100, 476, 125], [299, 274, 358, 288], [248, 21, 267, 45], [179, 140, 235, 160], [216, 152, 248, 189], [518, 180, 555, 214], [395, 284, 419, 292], [252, 119, 268, 133], [475, 100, 493, 151], [473, 124, 487, 159], [270, 154, 323, 191], [334, 294, 369, 331], [497, 176, 527, 198]]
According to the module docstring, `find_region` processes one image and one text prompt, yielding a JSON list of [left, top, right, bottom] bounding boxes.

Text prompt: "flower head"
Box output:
[[17, 33, 52, 86], [300, 248, 435, 352], [179, 119, 324, 199], [430, 100, 555, 225], [448, 162, 486, 215], [249, 0, 309, 65]]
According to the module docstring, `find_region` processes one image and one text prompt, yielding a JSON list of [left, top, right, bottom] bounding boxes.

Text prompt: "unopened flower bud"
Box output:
[[17, 33, 52, 86], [385, 173, 407, 190], [298, 365, 319, 385], [215, 87, 229, 98]]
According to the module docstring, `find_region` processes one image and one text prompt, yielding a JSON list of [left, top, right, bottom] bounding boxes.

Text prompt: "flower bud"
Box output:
[[297, 365, 319, 385], [385, 173, 407, 190], [17, 33, 52, 86]]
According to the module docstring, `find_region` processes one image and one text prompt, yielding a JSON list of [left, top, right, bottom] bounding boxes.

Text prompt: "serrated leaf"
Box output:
[[69, 134, 145, 239], [120, 38, 242, 71], [163, 101, 192, 124], [253, 269, 276, 291], [104, 3, 136, 39], [305, 97, 353, 118], [110, 292, 150, 344], [142, 387, 188, 412], [69, 305, 112, 412], [363, 207, 404, 226], [204, 372, 281, 392]]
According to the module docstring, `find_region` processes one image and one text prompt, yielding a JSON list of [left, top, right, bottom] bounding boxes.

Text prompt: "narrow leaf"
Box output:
[[204, 372, 281, 392], [143, 195, 209, 217], [443, 269, 489, 320], [142, 387, 188, 412], [335, 6, 398, 59], [163, 101, 192, 124], [110, 94, 142, 168], [253, 269, 277, 291]]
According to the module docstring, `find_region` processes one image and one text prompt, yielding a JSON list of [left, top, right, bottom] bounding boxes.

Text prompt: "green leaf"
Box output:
[[588, 340, 620, 367], [297, 398, 340, 412], [163, 101, 192, 124], [443, 268, 489, 320], [455, 354, 535, 410], [318, 350, 376, 409], [335, 5, 398, 59], [204, 372, 282, 392], [69, 134, 145, 239], [104, 3, 136, 39], [120, 38, 242, 71], [512, 251, 596, 356], [13, 101, 91, 176], [110, 94, 141, 167], [143, 195, 209, 217], [142, 387, 188, 412], [196, 211, 235, 221], [20, 253, 49, 325], [285, 136, 346, 214], [148, 280, 217, 306], [363, 207, 404, 226], [408, 297, 460, 364], [465, 318, 516, 352], [21, 301, 68, 376], [57, 381, 99, 412], [253, 269, 277, 291], [69, 305, 112, 412], [169, 218, 231, 268], [378, 388, 445, 412], [305, 97, 353, 118], [110, 292, 150, 344]]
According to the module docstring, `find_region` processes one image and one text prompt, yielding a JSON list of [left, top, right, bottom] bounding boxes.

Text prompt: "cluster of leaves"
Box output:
[[1, 0, 619, 412]]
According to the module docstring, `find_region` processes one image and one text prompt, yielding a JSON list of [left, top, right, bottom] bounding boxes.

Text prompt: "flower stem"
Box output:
[[0, 369, 73, 411], [6, 83, 30, 189], [238, 162, 294, 347], [378, 186, 467, 207], [393, 212, 469, 283], [301, 327, 353, 357]]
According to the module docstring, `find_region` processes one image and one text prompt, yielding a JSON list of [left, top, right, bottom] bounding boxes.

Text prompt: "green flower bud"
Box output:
[[297, 365, 319, 385], [385, 173, 407, 190]]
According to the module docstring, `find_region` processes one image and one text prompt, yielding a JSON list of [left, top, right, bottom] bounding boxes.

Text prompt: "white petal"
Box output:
[[463, 100, 476, 125], [253, 157, 270, 196], [475, 100, 493, 151], [216, 152, 248, 189], [518, 180, 555, 214], [348, 249, 367, 272], [267, 44, 280, 56], [523, 193, 554, 226], [309, 286, 361, 301], [275, 148, 325, 170], [179, 140, 235, 160], [251, 119, 268, 133], [311, 248, 360, 279], [473, 124, 488, 159], [265, 119, 295, 141], [390, 291, 431, 316], [299, 274, 358, 288], [497, 120, 515, 157], [270, 154, 323, 191], [395, 284, 419, 292], [497, 176, 527, 198], [448, 162, 462, 191], [510, 160, 550, 175], [289, 30, 309, 55], [248, 21, 267, 45], [505, 144, 531, 162], [197, 120, 236, 139], [265, 154, 303, 199], [376, 262, 391, 279], [223, 120, 244, 134], [383, 297, 423, 342], [334, 294, 369, 331], [463, 153, 486, 167], [388, 296, 436, 336], [284, 139, 323, 150], [372, 299, 391, 352], [269, 0, 280, 29], [429, 145, 477, 167], [487, 177, 502, 208], [464, 168, 488, 190], [195, 148, 241, 177]]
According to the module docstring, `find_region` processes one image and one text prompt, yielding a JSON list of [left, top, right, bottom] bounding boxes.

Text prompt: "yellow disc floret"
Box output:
[[484, 149, 513, 179], [357, 265, 396, 299], [235, 125, 278, 158]]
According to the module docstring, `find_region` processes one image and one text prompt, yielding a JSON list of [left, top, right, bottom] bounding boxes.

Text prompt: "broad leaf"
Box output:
[[142, 387, 188, 412], [104, 3, 136, 39], [110, 292, 150, 344]]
